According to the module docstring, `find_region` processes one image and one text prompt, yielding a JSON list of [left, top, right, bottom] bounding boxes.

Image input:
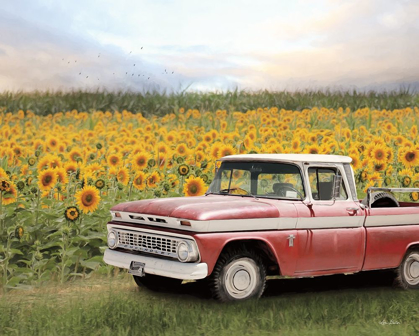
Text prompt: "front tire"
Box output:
[[210, 248, 266, 302], [133, 274, 183, 292], [398, 250, 419, 289]]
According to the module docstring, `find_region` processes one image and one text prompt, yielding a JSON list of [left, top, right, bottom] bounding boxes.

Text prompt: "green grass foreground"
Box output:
[[1, 272, 418, 336], [1, 89, 418, 116]]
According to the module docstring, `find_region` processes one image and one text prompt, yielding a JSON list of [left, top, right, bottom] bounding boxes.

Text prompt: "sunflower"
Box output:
[[146, 171, 161, 188], [402, 176, 411, 187], [28, 157, 36, 166], [116, 167, 129, 185], [75, 186, 101, 213], [55, 168, 69, 184], [64, 162, 79, 176], [0, 168, 7, 178], [219, 144, 235, 158], [359, 170, 368, 182], [15, 226, 24, 238], [384, 177, 392, 186], [305, 144, 320, 155], [370, 144, 387, 164], [178, 164, 190, 176], [203, 132, 213, 143], [65, 206, 80, 222], [398, 147, 419, 168], [176, 156, 184, 164], [147, 158, 156, 168], [410, 192, 419, 202], [2, 182, 17, 205], [16, 181, 25, 191], [46, 136, 59, 151], [0, 179, 10, 192], [183, 176, 206, 197], [38, 169, 57, 191], [132, 152, 150, 170], [133, 172, 146, 190], [173, 143, 187, 157], [107, 154, 121, 167], [350, 154, 361, 170], [95, 179, 105, 190], [26, 176, 33, 186], [209, 143, 223, 160], [291, 139, 302, 152], [68, 149, 83, 163], [167, 174, 179, 188]]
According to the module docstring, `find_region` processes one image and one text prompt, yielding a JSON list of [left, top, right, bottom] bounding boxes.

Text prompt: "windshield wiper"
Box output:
[[217, 188, 258, 200]]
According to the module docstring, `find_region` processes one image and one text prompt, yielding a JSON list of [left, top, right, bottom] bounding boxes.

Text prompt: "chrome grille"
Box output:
[[116, 230, 179, 258]]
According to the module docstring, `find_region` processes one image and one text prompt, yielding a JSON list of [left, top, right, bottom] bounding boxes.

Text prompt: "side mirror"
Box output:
[[332, 175, 343, 199]]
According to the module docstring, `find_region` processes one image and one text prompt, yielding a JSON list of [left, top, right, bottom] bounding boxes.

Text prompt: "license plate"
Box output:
[[128, 261, 145, 277]]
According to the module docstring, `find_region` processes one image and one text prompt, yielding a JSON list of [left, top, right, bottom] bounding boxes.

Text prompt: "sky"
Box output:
[[0, 0, 418, 92]]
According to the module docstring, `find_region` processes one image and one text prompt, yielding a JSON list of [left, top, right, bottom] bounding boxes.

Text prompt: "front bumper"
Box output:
[[104, 249, 208, 280]]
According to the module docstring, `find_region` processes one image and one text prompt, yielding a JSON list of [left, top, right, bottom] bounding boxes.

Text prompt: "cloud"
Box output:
[[0, 0, 417, 92]]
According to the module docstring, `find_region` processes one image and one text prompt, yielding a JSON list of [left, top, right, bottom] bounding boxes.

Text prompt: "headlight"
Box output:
[[176, 240, 199, 263], [107, 230, 118, 249]]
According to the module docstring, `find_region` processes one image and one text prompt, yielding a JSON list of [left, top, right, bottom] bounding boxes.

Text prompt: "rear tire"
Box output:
[[397, 250, 419, 289], [209, 247, 266, 302], [133, 274, 183, 292]]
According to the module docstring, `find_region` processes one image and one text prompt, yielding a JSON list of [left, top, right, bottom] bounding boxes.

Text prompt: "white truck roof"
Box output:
[[219, 154, 352, 164]]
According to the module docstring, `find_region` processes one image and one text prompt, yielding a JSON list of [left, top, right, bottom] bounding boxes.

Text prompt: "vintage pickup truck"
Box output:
[[104, 154, 419, 301]]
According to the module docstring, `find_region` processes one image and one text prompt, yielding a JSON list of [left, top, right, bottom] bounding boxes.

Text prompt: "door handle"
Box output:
[[346, 207, 359, 213]]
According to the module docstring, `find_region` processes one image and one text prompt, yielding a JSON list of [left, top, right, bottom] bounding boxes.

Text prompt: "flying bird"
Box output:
[[79, 72, 81, 75], [86, 76, 89, 78]]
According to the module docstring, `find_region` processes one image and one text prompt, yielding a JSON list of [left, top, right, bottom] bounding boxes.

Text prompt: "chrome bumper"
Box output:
[[104, 249, 208, 280]]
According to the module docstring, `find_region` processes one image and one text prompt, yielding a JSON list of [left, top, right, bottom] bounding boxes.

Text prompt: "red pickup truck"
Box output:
[[104, 154, 419, 301]]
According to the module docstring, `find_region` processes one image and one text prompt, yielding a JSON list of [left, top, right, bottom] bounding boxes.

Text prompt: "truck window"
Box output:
[[308, 167, 348, 200], [208, 161, 305, 199]]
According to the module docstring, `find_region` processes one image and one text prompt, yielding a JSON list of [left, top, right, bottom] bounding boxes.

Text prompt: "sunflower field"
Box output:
[[1, 102, 419, 290]]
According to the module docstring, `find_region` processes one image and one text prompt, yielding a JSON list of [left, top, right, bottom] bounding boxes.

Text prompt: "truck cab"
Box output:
[[104, 154, 419, 301]]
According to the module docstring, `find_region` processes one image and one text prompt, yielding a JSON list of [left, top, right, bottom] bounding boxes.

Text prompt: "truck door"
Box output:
[[293, 166, 366, 275]]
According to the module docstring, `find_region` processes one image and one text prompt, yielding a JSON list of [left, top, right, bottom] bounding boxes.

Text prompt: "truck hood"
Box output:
[[111, 195, 279, 221]]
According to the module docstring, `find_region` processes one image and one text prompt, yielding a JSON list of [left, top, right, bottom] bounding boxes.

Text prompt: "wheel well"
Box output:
[[406, 243, 419, 254], [218, 239, 280, 276]]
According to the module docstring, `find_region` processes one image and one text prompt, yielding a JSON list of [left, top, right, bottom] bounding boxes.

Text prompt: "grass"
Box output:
[[1, 89, 418, 116], [1, 270, 418, 336]]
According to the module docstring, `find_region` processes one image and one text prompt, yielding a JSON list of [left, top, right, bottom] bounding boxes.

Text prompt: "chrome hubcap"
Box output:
[[404, 253, 419, 286], [409, 261, 419, 278], [224, 258, 258, 299], [233, 270, 251, 290]]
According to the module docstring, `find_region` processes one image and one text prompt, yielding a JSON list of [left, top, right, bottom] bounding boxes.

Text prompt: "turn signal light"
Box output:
[[180, 220, 191, 226], [114, 212, 121, 218]]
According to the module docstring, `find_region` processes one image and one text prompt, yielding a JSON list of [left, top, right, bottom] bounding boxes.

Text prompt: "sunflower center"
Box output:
[[375, 151, 384, 159], [44, 175, 52, 184], [84, 194, 93, 204], [406, 152, 415, 162], [190, 184, 198, 194], [70, 211, 76, 216]]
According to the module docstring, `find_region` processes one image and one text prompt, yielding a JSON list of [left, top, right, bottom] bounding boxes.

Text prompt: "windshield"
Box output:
[[207, 161, 305, 200]]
